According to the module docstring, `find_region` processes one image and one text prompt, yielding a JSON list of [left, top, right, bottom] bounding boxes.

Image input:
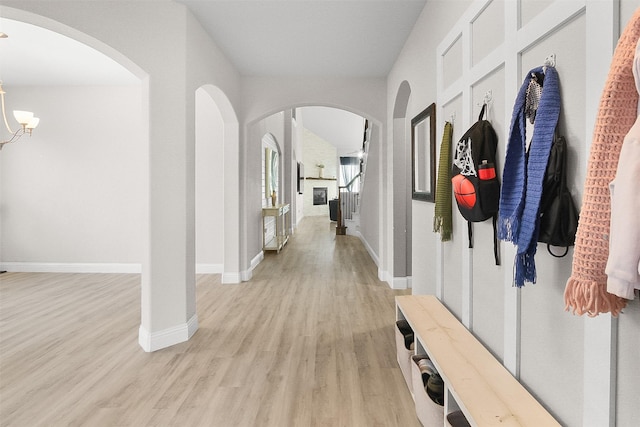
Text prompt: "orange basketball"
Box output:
[[452, 174, 476, 209]]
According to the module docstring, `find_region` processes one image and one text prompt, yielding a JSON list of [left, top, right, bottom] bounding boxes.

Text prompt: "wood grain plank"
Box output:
[[0, 217, 417, 427]]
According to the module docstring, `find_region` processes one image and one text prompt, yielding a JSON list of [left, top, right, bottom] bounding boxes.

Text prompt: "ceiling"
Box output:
[[0, 18, 139, 86], [0, 0, 427, 153], [176, 0, 427, 77], [298, 106, 365, 156]]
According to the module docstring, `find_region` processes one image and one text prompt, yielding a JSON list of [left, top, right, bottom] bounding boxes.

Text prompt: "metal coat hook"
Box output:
[[543, 53, 556, 72], [449, 111, 456, 124], [484, 90, 493, 104], [477, 90, 492, 107]]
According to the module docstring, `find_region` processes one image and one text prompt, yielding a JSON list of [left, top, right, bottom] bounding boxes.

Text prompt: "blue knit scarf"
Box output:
[[498, 66, 560, 287]]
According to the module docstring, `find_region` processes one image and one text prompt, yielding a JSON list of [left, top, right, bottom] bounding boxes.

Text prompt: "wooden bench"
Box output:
[[396, 295, 561, 427]]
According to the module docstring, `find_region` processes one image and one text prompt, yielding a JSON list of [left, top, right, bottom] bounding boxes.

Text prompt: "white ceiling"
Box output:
[[0, 18, 139, 86], [298, 106, 365, 156], [176, 0, 427, 77], [0, 0, 427, 153]]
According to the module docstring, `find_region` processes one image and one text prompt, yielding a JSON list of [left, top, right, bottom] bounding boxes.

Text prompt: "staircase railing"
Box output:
[[336, 172, 362, 235]]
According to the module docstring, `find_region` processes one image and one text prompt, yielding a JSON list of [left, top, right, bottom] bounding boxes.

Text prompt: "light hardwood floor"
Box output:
[[0, 217, 419, 427]]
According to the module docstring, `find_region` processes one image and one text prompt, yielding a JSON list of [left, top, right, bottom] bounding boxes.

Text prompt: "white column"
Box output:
[[139, 77, 198, 352]]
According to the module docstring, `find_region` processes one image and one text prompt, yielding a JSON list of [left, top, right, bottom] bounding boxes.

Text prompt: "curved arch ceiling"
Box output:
[[299, 106, 364, 156], [0, 18, 139, 86]]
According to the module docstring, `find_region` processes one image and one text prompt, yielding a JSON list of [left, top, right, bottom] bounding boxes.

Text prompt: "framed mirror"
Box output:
[[264, 147, 279, 199], [411, 103, 436, 202]]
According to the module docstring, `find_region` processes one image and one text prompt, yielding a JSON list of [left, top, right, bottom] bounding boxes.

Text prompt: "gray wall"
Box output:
[[1, 85, 145, 271]]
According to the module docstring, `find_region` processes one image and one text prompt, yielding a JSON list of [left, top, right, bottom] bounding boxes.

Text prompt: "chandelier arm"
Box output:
[[1, 89, 17, 135], [0, 128, 25, 149]]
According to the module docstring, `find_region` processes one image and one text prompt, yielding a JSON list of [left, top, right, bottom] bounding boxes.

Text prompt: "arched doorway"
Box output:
[[391, 81, 412, 289], [244, 105, 377, 277], [195, 85, 241, 283]]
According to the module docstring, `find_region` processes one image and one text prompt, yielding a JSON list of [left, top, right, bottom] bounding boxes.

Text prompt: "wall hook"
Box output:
[[483, 90, 493, 105], [477, 90, 492, 107], [543, 53, 556, 71]]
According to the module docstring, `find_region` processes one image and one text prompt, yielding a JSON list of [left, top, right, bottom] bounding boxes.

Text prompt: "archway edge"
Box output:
[[196, 84, 241, 284], [0, 5, 148, 82], [242, 76, 386, 130], [393, 80, 412, 119], [388, 79, 412, 288], [198, 84, 239, 126], [247, 102, 382, 133]]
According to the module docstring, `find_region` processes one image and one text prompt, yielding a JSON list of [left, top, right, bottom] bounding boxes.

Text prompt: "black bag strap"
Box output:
[[546, 131, 570, 258], [492, 214, 500, 265], [478, 103, 487, 121], [467, 217, 501, 265], [547, 245, 569, 258], [558, 134, 568, 194]]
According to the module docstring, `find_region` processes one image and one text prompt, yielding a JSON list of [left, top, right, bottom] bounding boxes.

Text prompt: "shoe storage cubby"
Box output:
[[410, 344, 445, 426], [394, 317, 414, 393], [396, 295, 560, 427]]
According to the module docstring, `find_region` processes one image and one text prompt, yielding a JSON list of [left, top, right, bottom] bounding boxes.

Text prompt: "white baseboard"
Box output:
[[222, 272, 241, 284], [357, 231, 380, 267], [378, 267, 387, 283], [0, 262, 142, 274], [195, 263, 223, 274], [138, 314, 198, 352], [241, 251, 264, 282], [376, 268, 411, 290], [391, 276, 411, 290]]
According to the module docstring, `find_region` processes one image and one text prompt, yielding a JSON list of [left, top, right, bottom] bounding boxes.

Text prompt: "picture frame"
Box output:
[[297, 162, 304, 194], [313, 187, 328, 205], [411, 103, 436, 202]]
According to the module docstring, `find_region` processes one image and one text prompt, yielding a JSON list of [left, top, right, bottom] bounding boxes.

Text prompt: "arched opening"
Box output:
[[196, 85, 240, 284], [0, 15, 147, 273], [195, 87, 225, 274], [244, 105, 378, 277], [391, 80, 412, 289]]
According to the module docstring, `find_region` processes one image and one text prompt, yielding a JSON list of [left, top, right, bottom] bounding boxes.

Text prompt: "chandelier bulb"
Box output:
[[26, 117, 40, 130], [13, 110, 34, 126]]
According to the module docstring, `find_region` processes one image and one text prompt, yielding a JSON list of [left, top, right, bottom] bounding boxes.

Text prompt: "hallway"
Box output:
[[0, 216, 419, 426]]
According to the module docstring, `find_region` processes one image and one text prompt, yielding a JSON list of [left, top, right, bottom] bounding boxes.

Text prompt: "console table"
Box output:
[[262, 203, 290, 253]]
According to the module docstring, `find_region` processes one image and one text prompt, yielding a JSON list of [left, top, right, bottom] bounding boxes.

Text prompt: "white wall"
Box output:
[[358, 122, 381, 264], [387, 1, 639, 426], [293, 110, 305, 226], [2, 1, 242, 352], [612, 6, 640, 427], [1, 85, 144, 272], [245, 112, 286, 266], [302, 128, 338, 217], [195, 87, 225, 273]]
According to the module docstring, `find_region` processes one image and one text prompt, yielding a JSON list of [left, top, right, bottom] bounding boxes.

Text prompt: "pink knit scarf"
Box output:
[[564, 9, 640, 316]]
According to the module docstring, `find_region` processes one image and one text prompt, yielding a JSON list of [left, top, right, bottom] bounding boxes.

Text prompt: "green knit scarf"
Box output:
[[433, 122, 453, 241]]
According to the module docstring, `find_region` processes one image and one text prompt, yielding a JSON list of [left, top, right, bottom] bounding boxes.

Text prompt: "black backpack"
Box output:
[[537, 132, 578, 257], [451, 104, 501, 264]]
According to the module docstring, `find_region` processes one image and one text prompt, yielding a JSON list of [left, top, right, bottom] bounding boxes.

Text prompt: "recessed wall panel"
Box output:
[[617, 301, 640, 426], [520, 0, 554, 29], [442, 36, 463, 89], [518, 14, 586, 426], [472, 0, 505, 66], [442, 95, 464, 319], [470, 66, 506, 361], [520, 13, 587, 205]]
